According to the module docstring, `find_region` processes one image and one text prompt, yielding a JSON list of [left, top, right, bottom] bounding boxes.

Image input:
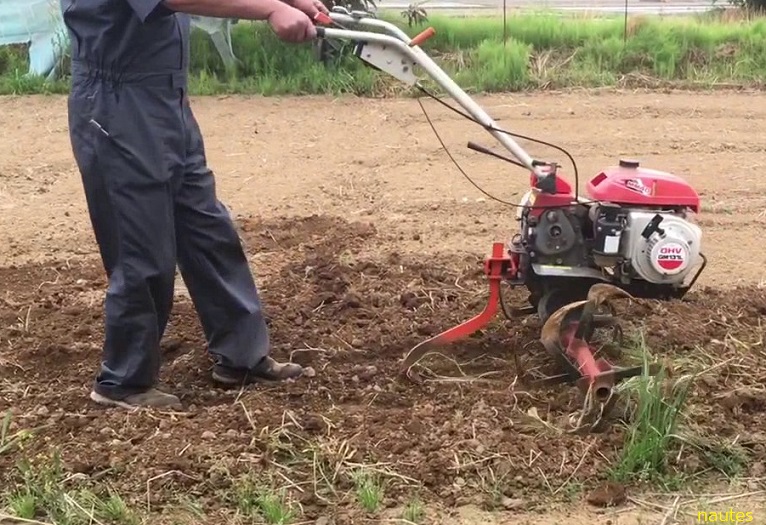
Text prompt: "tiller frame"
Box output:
[[313, 10, 663, 433]]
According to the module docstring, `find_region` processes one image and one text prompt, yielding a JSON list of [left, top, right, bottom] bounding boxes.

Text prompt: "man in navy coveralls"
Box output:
[[60, 0, 326, 410]]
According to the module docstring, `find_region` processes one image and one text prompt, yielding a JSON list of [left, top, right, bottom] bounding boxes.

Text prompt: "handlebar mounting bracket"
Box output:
[[354, 42, 418, 85]]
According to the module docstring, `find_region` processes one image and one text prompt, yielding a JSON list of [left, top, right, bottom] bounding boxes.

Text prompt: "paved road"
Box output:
[[379, 0, 724, 15]]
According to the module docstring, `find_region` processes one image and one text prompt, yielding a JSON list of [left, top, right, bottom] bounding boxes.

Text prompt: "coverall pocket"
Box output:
[[67, 80, 110, 177]]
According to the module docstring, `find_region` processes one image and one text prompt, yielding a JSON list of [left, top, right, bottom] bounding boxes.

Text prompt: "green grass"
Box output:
[[4, 10, 766, 96], [2, 452, 139, 525], [402, 496, 425, 523], [609, 333, 693, 487], [232, 475, 299, 524], [353, 469, 384, 513], [601, 328, 760, 493], [1, 411, 44, 458]]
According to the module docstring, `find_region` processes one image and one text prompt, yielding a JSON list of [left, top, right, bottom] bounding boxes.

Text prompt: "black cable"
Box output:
[[414, 83, 601, 210], [416, 97, 518, 206], [318, 24, 599, 211], [417, 83, 581, 194]]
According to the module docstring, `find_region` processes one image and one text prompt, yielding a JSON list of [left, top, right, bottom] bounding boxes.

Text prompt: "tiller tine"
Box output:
[[538, 284, 660, 433], [400, 242, 515, 382], [569, 386, 621, 434]]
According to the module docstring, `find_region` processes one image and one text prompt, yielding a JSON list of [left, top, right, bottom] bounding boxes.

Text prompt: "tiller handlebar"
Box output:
[[313, 11, 545, 178]]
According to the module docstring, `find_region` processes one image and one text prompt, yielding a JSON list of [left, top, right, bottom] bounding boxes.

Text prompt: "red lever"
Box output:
[[313, 12, 333, 25]]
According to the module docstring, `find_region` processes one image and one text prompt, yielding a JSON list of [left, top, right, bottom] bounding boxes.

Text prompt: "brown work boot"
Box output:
[[212, 356, 304, 386], [89, 388, 183, 410]]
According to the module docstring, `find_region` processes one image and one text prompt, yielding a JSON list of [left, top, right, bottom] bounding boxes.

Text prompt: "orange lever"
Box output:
[[313, 12, 333, 25], [409, 27, 435, 47]]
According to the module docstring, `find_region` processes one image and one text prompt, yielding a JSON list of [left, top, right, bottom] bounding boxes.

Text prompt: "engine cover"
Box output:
[[622, 211, 702, 284], [586, 159, 701, 213]]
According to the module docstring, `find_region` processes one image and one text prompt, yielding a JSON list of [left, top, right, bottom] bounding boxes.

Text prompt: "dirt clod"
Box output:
[[501, 497, 525, 510], [586, 482, 627, 508]]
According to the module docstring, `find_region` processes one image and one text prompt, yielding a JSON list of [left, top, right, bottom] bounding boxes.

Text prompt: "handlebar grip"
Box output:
[[315, 26, 325, 38], [409, 26, 435, 47]]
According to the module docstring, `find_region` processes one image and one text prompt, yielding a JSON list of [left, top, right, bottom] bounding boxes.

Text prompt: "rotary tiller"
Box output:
[[313, 11, 706, 433]]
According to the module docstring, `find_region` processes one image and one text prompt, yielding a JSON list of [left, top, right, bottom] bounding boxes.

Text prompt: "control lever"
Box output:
[[467, 141, 525, 169]]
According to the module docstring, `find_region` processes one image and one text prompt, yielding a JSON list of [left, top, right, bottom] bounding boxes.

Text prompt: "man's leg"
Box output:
[[67, 81, 181, 408], [174, 102, 303, 385]]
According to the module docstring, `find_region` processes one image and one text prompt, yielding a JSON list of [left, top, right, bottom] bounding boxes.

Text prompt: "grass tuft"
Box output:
[[0, 411, 36, 457], [353, 469, 384, 513], [402, 496, 425, 523], [233, 475, 299, 525], [1, 451, 138, 525], [610, 332, 693, 486]]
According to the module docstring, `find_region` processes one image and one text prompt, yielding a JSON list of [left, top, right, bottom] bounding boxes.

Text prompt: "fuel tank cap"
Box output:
[[619, 158, 640, 168]]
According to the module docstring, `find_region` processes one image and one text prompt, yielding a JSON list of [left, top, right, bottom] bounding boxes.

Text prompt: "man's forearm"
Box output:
[[162, 0, 287, 20]]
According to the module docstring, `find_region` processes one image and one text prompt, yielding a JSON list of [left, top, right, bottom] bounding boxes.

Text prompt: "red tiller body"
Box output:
[[317, 12, 678, 432], [526, 168, 577, 219], [586, 160, 701, 212], [527, 160, 700, 216]]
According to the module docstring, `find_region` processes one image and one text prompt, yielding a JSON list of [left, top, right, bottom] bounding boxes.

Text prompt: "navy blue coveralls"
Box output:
[[61, 0, 269, 399]]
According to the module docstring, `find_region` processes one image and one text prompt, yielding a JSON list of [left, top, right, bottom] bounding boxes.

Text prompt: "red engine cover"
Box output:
[[585, 159, 700, 213]]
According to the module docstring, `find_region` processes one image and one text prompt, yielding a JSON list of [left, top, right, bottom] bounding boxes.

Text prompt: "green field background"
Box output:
[[2, 10, 765, 95]]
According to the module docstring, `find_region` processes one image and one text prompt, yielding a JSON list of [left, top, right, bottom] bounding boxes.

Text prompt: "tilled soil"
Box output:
[[2, 214, 766, 523], [3, 91, 766, 523]]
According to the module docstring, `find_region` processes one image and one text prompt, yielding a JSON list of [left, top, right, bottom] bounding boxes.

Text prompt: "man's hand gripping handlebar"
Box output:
[[312, 11, 436, 48]]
